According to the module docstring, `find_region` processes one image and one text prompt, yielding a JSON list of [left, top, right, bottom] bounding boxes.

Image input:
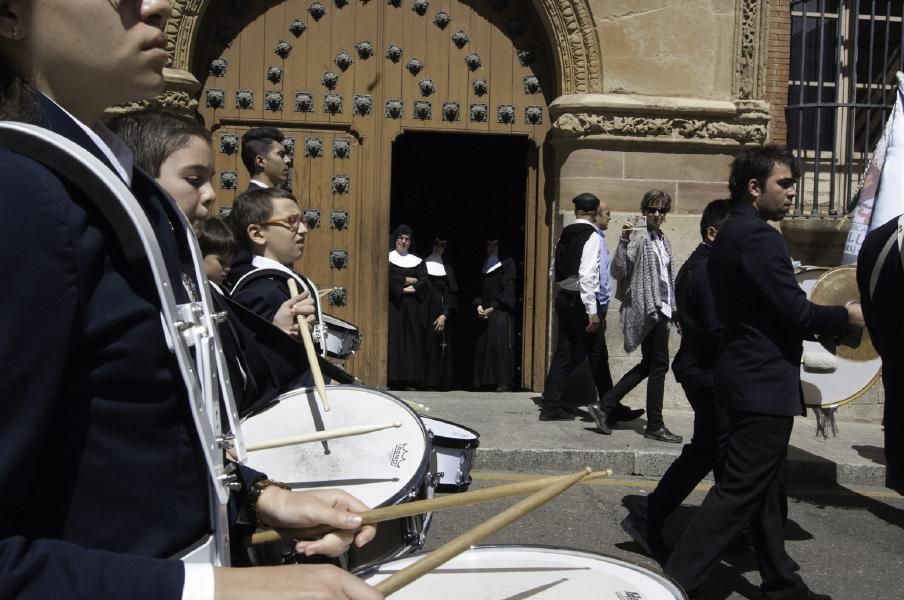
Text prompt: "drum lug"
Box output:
[[217, 472, 242, 492], [217, 433, 235, 449], [212, 311, 229, 324]]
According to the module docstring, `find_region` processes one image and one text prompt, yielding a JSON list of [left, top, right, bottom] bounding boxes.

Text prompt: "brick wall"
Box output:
[[765, 1, 791, 145]]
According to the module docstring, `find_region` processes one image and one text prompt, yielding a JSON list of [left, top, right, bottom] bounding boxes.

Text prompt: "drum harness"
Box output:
[[868, 213, 904, 302], [0, 122, 250, 567], [230, 267, 327, 357]]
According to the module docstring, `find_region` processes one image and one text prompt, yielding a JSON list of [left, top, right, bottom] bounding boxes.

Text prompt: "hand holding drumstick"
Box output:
[[272, 290, 316, 338]]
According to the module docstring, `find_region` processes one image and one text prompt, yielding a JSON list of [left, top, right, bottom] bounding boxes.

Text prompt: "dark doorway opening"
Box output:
[[389, 132, 529, 390]]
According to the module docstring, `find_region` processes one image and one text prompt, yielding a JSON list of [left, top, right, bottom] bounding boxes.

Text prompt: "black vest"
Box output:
[[554, 222, 596, 282]]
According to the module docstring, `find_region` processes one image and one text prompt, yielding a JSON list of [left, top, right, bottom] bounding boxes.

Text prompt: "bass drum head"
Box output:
[[795, 267, 882, 408], [357, 545, 687, 599], [240, 385, 429, 508]]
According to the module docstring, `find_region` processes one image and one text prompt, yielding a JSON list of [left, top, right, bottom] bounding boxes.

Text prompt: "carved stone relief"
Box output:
[[206, 88, 225, 109], [324, 93, 343, 114], [442, 102, 460, 122], [354, 94, 374, 115], [385, 100, 404, 119], [209, 58, 227, 77], [220, 171, 238, 189], [330, 249, 349, 269], [266, 66, 283, 84], [304, 208, 322, 229], [464, 53, 481, 71], [333, 139, 351, 158], [525, 106, 543, 125], [470, 103, 488, 122], [219, 133, 238, 154], [295, 92, 314, 112], [305, 137, 324, 158], [288, 19, 307, 37], [472, 80, 488, 96], [265, 91, 283, 111], [328, 287, 348, 306], [451, 31, 469, 49], [308, 2, 327, 21], [274, 40, 292, 59], [235, 90, 253, 109], [734, 0, 767, 100], [356, 41, 374, 60], [414, 101, 432, 120], [283, 136, 296, 156], [330, 209, 350, 230], [331, 175, 351, 194], [386, 44, 403, 63], [433, 12, 451, 29], [497, 104, 515, 124], [335, 51, 353, 71]]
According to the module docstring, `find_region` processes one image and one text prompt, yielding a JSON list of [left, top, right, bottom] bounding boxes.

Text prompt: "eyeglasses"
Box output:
[[645, 207, 669, 215], [397, 235, 412, 242], [262, 214, 304, 232]]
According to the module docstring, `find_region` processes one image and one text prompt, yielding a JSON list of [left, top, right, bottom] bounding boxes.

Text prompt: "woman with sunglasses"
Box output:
[[0, 1, 379, 598], [588, 189, 683, 444]]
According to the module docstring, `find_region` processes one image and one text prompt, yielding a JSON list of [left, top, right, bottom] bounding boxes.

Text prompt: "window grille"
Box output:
[[787, 0, 903, 215]]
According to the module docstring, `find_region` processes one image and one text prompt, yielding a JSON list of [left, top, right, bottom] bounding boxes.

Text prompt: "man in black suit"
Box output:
[[241, 126, 291, 190], [856, 214, 904, 494], [664, 146, 863, 600]]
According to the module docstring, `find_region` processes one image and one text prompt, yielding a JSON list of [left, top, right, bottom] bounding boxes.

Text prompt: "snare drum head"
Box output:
[[358, 545, 686, 599], [241, 386, 428, 508], [795, 267, 881, 408], [420, 416, 480, 448], [322, 313, 358, 331]]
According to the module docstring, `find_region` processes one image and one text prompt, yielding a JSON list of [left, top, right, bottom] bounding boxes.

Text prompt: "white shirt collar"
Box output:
[[43, 94, 133, 184], [249, 179, 269, 189], [425, 253, 447, 276], [483, 255, 502, 274], [389, 250, 422, 268], [252, 254, 296, 277]]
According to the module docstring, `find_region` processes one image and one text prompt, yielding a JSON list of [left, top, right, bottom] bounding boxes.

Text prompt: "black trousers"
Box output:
[[665, 410, 807, 599], [600, 317, 669, 430], [883, 363, 904, 490], [647, 382, 730, 527], [542, 290, 613, 409]]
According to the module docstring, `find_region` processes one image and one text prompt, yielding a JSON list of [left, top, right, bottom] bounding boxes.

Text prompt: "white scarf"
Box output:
[[482, 255, 501, 274], [389, 249, 422, 268], [425, 253, 447, 276]]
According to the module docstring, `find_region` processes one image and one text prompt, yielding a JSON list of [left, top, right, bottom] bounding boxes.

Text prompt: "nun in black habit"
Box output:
[[424, 236, 458, 388], [473, 237, 518, 391], [388, 225, 428, 388]]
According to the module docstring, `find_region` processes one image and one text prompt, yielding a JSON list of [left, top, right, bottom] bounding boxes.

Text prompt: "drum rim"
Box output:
[[355, 543, 688, 599], [262, 384, 432, 507], [796, 267, 882, 408], [419, 415, 481, 449]]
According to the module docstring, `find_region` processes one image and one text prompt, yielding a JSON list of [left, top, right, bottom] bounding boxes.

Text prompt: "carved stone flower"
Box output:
[[464, 53, 481, 71], [219, 134, 238, 154], [412, 0, 429, 15], [235, 90, 254, 109], [206, 88, 225, 109], [470, 103, 488, 122], [322, 71, 339, 89], [267, 66, 283, 84], [304, 137, 324, 158], [356, 41, 374, 60], [385, 44, 403, 63], [295, 92, 314, 112], [324, 93, 343, 114], [335, 51, 353, 71], [288, 19, 307, 37], [472, 79, 488, 96], [414, 100, 432, 120], [385, 99, 403, 119], [333, 139, 351, 158], [406, 58, 424, 76], [497, 104, 515, 124], [209, 58, 227, 77], [525, 106, 543, 125], [308, 2, 326, 20], [274, 40, 292, 59], [451, 30, 469, 49], [265, 91, 283, 112], [418, 79, 435, 97], [433, 11, 451, 29]]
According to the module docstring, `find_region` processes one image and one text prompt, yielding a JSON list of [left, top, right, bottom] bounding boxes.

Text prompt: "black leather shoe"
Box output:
[[610, 405, 645, 424], [644, 426, 682, 443], [587, 403, 612, 434], [539, 407, 574, 421], [620, 498, 670, 564]]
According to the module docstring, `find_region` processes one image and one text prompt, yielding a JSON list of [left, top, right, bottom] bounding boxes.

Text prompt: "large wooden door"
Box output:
[[195, 0, 553, 388]]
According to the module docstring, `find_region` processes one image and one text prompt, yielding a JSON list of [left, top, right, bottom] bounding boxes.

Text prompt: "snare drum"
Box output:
[[321, 313, 363, 358], [241, 385, 432, 568], [419, 416, 480, 493], [357, 545, 687, 599]]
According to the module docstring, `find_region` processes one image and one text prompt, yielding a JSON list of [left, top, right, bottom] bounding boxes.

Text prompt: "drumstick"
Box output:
[[373, 467, 593, 596], [245, 422, 402, 452], [248, 468, 610, 546], [402, 399, 429, 412], [317, 287, 334, 298], [287, 279, 329, 412]]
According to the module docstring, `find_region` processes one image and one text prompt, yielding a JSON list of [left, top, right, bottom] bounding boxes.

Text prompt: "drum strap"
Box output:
[[0, 122, 238, 566], [868, 214, 904, 301]]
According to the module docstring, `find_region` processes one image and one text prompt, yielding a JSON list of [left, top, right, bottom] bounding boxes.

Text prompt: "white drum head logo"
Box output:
[[390, 443, 408, 468]]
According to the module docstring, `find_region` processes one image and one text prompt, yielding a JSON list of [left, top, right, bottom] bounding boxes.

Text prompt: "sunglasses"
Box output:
[[645, 207, 669, 215]]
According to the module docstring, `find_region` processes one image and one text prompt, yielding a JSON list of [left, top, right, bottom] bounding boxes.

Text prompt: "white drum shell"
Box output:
[[358, 545, 687, 599], [795, 267, 882, 408], [420, 416, 479, 493], [321, 313, 363, 358]]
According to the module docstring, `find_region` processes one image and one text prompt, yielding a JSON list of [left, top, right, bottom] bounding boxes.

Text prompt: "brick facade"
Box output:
[[765, 1, 791, 145]]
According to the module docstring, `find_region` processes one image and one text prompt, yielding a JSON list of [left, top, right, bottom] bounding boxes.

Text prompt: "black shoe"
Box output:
[[495, 384, 512, 392], [644, 426, 682, 443], [539, 407, 574, 421], [610, 405, 645, 424], [620, 498, 670, 564], [587, 403, 612, 434]]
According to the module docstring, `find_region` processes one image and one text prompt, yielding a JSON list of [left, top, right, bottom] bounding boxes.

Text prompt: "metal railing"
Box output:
[[786, 0, 903, 215]]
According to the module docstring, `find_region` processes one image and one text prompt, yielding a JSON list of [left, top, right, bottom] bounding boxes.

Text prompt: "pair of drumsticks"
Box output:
[[248, 468, 610, 596]]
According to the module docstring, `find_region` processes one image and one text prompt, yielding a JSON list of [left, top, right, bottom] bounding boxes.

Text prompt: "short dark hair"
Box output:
[[640, 189, 672, 212], [700, 199, 730, 239], [241, 127, 285, 175], [229, 187, 297, 251], [197, 217, 237, 259], [728, 145, 801, 204], [107, 109, 211, 177]]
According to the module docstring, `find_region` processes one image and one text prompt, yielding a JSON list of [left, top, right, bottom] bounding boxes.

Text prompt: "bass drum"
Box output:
[[795, 266, 881, 408], [357, 545, 687, 599], [241, 385, 434, 569]]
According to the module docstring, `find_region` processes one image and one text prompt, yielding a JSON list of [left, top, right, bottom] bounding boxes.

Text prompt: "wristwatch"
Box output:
[[247, 478, 291, 528]]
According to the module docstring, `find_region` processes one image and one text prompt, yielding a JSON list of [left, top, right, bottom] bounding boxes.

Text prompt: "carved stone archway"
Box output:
[[163, 0, 603, 97]]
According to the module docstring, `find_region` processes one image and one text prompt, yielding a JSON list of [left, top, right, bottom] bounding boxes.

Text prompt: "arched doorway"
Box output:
[[194, 0, 555, 388]]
